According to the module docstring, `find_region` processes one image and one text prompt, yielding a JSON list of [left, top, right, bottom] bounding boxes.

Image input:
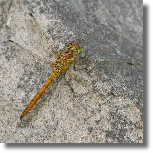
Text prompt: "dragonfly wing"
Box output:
[[10, 13, 60, 63], [9, 40, 51, 65], [28, 13, 59, 55], [65, 56, 142, 98]]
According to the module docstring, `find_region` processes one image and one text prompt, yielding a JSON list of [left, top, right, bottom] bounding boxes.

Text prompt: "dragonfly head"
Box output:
[[66, 41, 81, 54]]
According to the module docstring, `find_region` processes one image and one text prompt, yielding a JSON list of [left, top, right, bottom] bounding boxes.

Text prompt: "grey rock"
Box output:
[[0, 0, 143, 143]]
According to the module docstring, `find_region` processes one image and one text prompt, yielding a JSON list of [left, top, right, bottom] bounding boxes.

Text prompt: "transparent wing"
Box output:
[[10, 13, 60, 63], [27, 13, 59, 57], [64, 56, 142, 101]]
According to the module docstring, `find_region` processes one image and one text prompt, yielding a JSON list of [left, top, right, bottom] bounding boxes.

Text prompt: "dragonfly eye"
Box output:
[[73, 42, 81, 54]]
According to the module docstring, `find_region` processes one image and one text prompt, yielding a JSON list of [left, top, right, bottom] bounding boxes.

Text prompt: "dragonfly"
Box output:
[[9, 13, 83, 119], [9, 13, 135, 120]]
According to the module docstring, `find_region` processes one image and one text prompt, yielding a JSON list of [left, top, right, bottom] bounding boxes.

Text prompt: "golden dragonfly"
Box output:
[[9, 13, 83, 119], [9, 13, 134, 120]]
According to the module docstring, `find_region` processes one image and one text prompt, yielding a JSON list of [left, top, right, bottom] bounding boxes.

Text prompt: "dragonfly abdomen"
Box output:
[[20, 68, 60, 119]]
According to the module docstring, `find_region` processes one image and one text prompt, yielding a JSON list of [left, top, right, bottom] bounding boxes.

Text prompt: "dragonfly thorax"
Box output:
[[66, 41, 81, 55]]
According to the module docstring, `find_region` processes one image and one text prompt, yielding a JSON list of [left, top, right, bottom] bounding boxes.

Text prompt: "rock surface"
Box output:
[[0, 0, 143, 143]]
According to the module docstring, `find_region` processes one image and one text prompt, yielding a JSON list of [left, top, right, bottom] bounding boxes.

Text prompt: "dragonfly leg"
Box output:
[[63, 73, 74, 93], [73, 61, 76, 71]]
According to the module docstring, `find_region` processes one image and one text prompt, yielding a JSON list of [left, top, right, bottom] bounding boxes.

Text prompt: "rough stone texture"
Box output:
[[0, 0, 143, 143]]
